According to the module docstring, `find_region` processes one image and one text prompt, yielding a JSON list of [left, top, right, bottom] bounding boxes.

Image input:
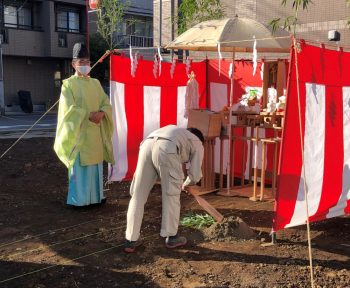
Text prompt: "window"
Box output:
[[56, 7, 81, 33], [125, 17, 153, 37], [58, 32, 67, 48], [0, 29, 9, 44], [4, 5, 33, 29]]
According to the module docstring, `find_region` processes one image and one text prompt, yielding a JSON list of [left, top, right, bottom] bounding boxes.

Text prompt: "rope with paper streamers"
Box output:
[[183, 35, 291, 46], [0, 50, 111, 161]]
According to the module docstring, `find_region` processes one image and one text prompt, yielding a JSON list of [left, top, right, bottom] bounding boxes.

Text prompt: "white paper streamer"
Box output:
[[130, 45, 134, 77], [218, 42, 222, 76], [133, 51, 139, 77], [260, 61, 264, 81], [170, 58, 176, 79], [153, 54, 158, 78], [252, 36, 257, 76], [229, 62, 233, 78], [157, 47, 163, 77], [185, 57, 191, 75]]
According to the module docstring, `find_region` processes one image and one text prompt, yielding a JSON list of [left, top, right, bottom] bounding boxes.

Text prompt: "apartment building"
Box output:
[[0, 0, 86, 114], [154, 0, 350, 47]]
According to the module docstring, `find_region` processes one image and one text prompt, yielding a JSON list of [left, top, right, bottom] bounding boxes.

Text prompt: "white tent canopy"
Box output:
[[166, 17, 291, 53]]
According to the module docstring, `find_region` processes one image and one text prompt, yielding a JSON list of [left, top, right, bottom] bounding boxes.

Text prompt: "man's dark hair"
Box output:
[[187, 127, 204, 144]]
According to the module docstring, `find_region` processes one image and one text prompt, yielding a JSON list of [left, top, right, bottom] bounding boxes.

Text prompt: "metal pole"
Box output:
[[86, 0, 90, 52], [226, 51, 235, 193]]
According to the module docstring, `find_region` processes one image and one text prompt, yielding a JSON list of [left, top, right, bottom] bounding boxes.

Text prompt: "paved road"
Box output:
[[0, 113, 57, 139]]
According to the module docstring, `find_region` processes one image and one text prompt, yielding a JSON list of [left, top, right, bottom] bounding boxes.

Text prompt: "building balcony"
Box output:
[[3, 23, 43, 32], [1, 28, 45, 57], [115, 34, 153, 48]]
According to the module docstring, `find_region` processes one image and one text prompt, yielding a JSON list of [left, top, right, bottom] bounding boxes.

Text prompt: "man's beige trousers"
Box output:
[[126, 137, 184, 241]]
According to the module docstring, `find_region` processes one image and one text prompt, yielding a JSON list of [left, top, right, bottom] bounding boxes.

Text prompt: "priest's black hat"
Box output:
[[72, 42, 89, 59]]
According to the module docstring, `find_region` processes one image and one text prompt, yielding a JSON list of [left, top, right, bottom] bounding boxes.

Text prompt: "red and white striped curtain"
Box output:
[[108, 55, 280, 182], [274, 41, 350, 230], [108, 55, 207, 181]]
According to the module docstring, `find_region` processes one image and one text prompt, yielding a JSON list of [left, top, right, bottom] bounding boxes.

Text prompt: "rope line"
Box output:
[[0, 114, 48, 124], [0, 200, 160, 249], [0, 52, 111, 161], [4, 216, 162, 260], [0, 199, 274, 284], [113, 36, 291, 53], [0, 99, 59, 160], [1, 197, 271, 259], [293, 38, 315, 288], [302, 39, 350, 50], [0, 218, 105, 249], [0, 233, 153, 285], [218, 36, 291, 45]]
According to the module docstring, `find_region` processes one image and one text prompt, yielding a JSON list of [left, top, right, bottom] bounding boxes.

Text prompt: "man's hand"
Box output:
[[182, 184, 190, 195], [89, 111, 105, 124]]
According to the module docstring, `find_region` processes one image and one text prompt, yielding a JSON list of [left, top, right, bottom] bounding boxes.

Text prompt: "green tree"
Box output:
[[269, 0, 313, 36], [176, 0, 224, 34], [96, 0, 129, 49], [270, 0, 350, 35], [89, 33, 109, 84]]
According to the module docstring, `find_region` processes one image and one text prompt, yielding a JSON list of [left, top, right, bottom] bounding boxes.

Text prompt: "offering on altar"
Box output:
[[234, 88, 262, 113], [266, 87, 277, 113], [276, 95, 286, 111]]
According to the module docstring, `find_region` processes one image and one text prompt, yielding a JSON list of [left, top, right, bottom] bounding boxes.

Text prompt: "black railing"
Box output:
[[115, 34, 153, 48], [56, 26, 81, 34]]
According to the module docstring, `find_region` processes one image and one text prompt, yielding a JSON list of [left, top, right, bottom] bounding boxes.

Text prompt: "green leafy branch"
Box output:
[[175, 0, 224, 35], [268, 0, 313, 36], [96, 0, 129, 49], [181, 212, 216, 229]]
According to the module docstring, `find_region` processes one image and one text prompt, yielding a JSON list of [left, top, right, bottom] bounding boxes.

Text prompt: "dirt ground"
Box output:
[[0, 138, 349, 288]]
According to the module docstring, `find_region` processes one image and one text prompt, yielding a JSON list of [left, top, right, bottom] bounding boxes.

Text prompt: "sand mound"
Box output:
[[202, 216, 256, 242]]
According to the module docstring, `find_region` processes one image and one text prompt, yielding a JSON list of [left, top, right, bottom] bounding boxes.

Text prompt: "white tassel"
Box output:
[[218, 42, 222, 76], [252, 36, 257, 76]]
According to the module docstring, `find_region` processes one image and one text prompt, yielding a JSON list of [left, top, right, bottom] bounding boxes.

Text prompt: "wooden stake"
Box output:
[[260, 142, 267, 201]]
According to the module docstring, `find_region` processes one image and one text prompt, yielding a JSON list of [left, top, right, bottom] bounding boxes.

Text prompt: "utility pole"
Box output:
[[0, 39, 4, 115]]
